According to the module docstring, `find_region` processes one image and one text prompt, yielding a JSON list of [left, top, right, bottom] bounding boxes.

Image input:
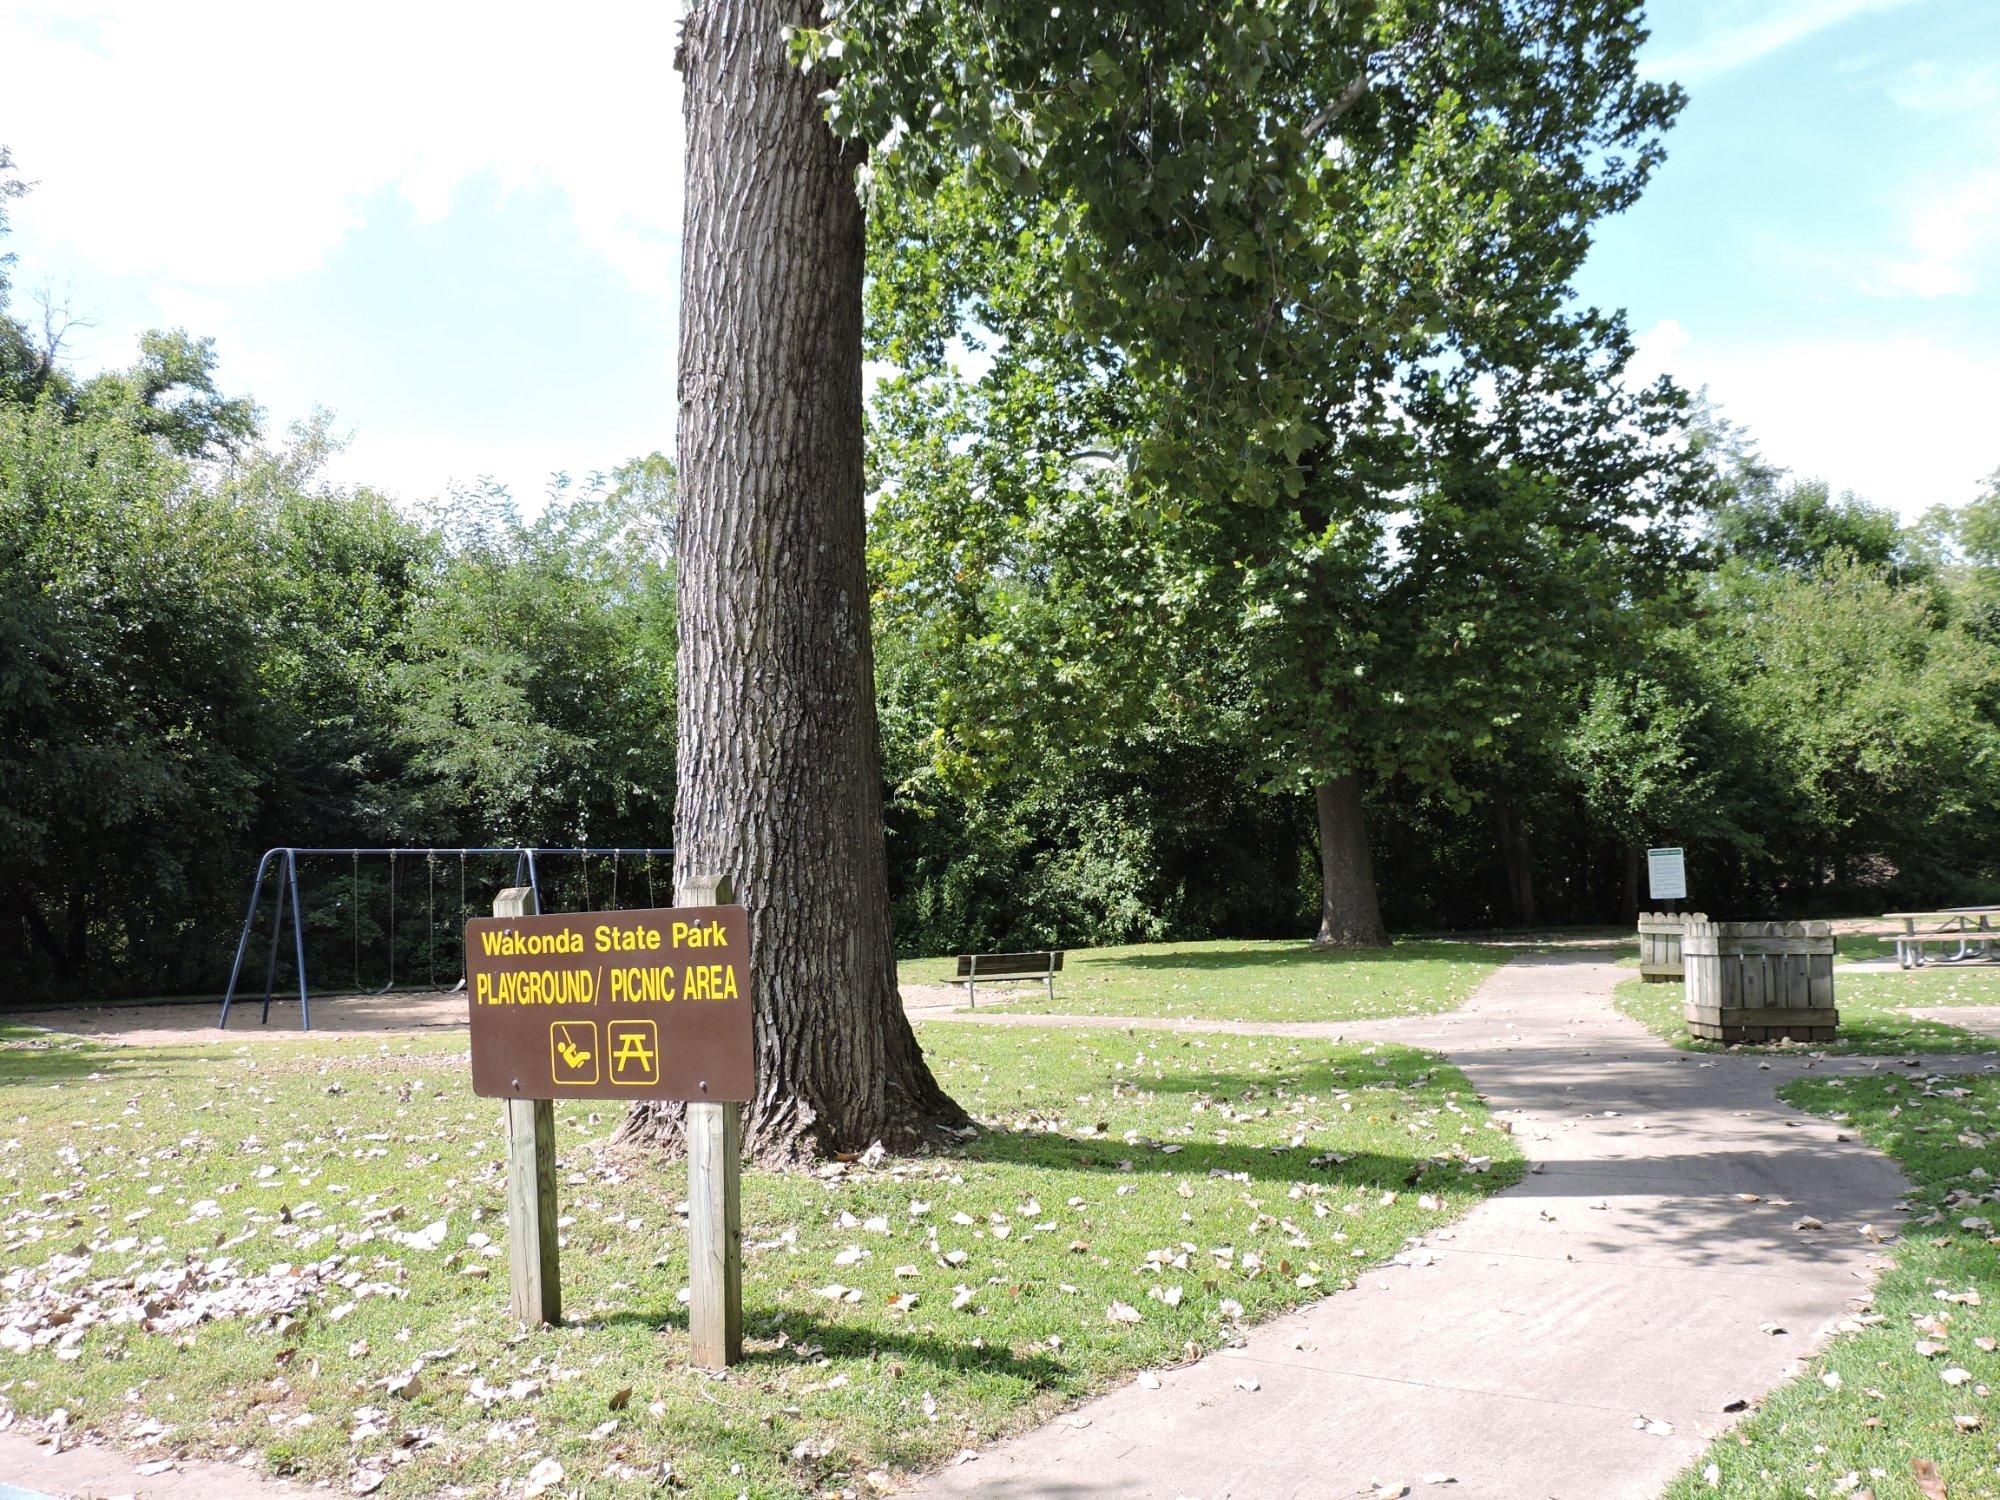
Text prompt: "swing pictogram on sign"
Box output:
[[549, 1021, 599, 1085]]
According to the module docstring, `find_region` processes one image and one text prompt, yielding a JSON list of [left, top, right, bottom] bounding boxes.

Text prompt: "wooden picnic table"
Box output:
[[1880, 906, 2000, 968]]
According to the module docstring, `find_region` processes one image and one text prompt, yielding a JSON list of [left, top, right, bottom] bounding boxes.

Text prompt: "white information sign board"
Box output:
[[1646, 847, 1687, 902]]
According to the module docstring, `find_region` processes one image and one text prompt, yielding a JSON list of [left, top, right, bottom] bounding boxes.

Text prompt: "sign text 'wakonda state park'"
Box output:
[[463, 905, 753, 1102]]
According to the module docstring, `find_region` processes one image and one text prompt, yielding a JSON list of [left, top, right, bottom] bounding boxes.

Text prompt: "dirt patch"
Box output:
[[10, 988, 470, 1046]]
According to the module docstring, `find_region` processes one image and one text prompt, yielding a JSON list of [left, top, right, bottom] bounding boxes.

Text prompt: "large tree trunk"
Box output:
[[1495, 800, 1538, 927], [620, 0, 966, 1164], [1313, 775, 1386, 947]]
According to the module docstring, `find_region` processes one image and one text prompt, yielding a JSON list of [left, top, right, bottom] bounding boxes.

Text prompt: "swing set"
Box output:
[[218, 845, 672, 1031]]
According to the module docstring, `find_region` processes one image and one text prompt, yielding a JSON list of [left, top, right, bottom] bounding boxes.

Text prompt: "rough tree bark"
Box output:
[[619, 0, 967, 1163], [1313, 774, 1387, 947]]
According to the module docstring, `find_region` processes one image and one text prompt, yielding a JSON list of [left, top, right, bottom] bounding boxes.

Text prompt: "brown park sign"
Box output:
[[464, 905, 754, 1102]]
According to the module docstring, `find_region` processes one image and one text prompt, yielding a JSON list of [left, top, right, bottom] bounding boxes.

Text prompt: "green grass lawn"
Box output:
[[1837, 932, 1901, 963], [1663, 1069, 2000, 1498], [1870, 967, 2000, 1008], [0, 1022, 1518, 1498], [898, 938, 1503, 1024], [1840, 931, 2000, 966], [1614, 974, 2000, 1055]]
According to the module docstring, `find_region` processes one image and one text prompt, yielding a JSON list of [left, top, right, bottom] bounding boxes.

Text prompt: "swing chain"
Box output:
[[458, 851, 469, 989], [426, 852, 438, 990], [384, 850, 397, 992]]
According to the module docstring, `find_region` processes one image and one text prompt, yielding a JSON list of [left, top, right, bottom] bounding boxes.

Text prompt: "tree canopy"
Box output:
[[852, 0, 1711, 941]]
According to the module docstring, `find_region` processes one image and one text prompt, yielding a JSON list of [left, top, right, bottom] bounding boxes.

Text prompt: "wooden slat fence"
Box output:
[[1637, 910, 1700, 982], [1681, 919, 1837, 1044]]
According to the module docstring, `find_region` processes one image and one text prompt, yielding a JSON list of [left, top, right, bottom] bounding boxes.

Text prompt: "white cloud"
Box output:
[[147, 284, 235, 338], [1867, 54, 2000, 301], [319, 423, 620, 509], [1633, 319, 2000, 516], [1872, 162, 2000, 297], [0, 2, 685, 296], [1885, 59, 2000, 114], [1643, 0, 1919, 84], [1633, 316, 1692, 366]]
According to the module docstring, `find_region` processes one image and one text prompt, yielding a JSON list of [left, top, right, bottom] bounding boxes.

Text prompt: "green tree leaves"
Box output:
[[0, 403, 679, 996]]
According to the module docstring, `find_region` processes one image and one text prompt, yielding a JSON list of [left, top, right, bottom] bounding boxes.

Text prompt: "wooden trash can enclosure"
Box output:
[[1682, 920, 1837, 1043], [1637, 911, 1700, 982]]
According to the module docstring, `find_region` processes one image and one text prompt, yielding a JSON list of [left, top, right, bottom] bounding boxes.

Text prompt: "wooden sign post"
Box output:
[[495, 886, 562, 1326], [680, 875, 743, 1367], [464, 876, 753, 1365]]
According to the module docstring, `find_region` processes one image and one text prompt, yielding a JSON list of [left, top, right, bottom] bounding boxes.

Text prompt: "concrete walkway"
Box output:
[[0, 1427, 305, 1500], [909, 951, 1997, 1500]]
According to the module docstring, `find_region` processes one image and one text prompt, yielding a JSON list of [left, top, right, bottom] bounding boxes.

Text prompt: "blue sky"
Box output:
[[2, 0, 1996, 517]]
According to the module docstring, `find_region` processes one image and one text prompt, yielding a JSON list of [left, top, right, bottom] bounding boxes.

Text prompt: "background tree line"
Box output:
[[1, 149, 681, 997], [4, 116, 1998, 1001], [878, 442, 2000, 951]]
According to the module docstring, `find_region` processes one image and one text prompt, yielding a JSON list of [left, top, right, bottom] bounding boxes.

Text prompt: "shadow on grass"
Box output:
[[1616, 980, 1999, 1056], [955, 1123, 1495, 1194], [1684, 1016, 2000, 1056], [1103, 940, 1489, 976], [1128, 1060, 1436, 1098], [600, 1302, 1071, 1385], [1806, 1017, 2000, 1054], [0, 1035, 214, 1087]]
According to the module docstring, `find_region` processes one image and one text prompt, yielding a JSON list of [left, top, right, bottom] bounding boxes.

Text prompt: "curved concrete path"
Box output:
[[909, 951, 1997, 1500], [0, 1427, 305, 1500]]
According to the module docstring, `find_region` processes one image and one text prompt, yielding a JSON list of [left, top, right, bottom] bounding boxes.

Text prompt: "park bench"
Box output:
[[1882, 908, 2000, 969], [953, 950, 1064, 1008]]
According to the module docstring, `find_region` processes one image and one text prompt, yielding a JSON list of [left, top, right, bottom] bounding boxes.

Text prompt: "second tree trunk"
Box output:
[[1314, 774, 1386, 947]]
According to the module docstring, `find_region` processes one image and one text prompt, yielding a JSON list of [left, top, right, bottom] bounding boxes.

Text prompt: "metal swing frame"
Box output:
[[218, 846, 672, 1031]]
